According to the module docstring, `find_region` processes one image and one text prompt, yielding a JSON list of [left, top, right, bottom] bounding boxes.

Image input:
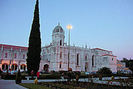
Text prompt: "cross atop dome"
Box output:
[[58, 22, 60, 26]]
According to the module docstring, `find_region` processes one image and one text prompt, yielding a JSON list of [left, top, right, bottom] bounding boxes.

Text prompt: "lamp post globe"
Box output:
[[66, 24, 72, 30]]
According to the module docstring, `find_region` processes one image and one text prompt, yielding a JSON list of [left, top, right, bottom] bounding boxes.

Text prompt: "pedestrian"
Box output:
[[15, 69, 21, 84], [36, 71, 40, 79], [31, 70, 34, 79]]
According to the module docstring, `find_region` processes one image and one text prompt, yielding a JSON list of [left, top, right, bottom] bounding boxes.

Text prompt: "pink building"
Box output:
[[0, 44, 27, 71]]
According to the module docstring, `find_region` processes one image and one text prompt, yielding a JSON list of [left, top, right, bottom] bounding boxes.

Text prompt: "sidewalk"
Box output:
[[0, 80, 27, 89]]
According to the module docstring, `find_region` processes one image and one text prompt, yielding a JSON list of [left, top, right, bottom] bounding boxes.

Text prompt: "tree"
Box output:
[[97, 67, 112, 75], [121, 58, 133, 74], [121, 58, 129, 67], [129, 60, 133, 74], [26, 0, 41, 75]]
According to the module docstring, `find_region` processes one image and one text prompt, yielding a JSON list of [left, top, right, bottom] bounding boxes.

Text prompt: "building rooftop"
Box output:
[[0, 44, 28, 51]]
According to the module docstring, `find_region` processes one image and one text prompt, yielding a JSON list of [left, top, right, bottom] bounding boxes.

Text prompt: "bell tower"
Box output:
[[52, 23, 65, 46]]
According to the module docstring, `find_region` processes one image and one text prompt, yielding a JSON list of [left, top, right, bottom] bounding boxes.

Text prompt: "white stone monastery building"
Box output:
[[0, 24, 117, 73]]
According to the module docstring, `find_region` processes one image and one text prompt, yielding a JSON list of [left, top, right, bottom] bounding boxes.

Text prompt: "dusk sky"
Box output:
[[0, 0, 133, 60]]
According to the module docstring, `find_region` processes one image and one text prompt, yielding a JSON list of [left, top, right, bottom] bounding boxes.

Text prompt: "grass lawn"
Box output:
[[19, 81, 133, 89], [39, 82, 133, 89], [19, 83, 51, 89], [106, 78, 133, 83]]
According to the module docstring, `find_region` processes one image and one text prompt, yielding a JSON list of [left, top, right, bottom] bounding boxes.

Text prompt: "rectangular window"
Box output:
[[59, 62, 62, 68], [14, 53, 17, 58], [85, 56, 87, 61], [112, 58, 113, 61], [60, 52, 62, 59], [5, 53, 7, 58], [77, 54, 79, 65], [103, 57, 107, 60], [92, 55, 94, 66], [23, 54, 25, 59], [60, 40, 62, 46]]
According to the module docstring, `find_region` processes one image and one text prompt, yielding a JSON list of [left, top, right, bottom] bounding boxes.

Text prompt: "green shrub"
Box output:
[[99, 75, 102, 80], [39, 73, 61, 79], [1, 72, 16, 80], [97, 67, 112, 75]]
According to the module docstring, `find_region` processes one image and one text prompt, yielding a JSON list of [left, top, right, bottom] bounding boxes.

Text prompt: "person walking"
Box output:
[[36, 71, 40, 79]]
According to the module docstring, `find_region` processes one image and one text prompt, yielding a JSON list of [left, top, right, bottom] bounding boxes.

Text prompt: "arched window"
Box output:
[[56, 29, 59, 32], [21, 64, 26, 71], [85, 56, 87, 61], [11, 64, 17, 70], [92, 55, 94, 66], [77, 54, 79, 65], [2, 64, 8, 70]]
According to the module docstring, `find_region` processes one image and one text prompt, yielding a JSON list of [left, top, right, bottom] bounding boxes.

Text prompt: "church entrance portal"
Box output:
[[43, 64, 49, 72]]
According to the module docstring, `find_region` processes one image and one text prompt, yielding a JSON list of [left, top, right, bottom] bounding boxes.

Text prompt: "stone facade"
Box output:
[[0, 24, 117, 73], [41, 24, 117, 72], [0, 44, 27, 71]]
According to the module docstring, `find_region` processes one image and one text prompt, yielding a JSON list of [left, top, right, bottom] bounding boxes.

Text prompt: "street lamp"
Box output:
[[66, 24, 72, 71]]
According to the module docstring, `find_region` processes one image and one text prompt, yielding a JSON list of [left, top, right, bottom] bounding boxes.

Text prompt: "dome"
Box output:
[[53, 24, 64, 34]]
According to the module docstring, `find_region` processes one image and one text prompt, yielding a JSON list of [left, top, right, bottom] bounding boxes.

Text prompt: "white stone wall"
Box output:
[[41, 44, 93, 72], [90, 48, 117, 72]]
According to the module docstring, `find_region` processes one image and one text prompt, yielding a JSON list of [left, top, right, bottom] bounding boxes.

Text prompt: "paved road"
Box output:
[[0, 80, 27, 89]]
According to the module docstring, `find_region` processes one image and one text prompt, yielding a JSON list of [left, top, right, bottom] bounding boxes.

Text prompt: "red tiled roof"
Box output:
[[92, 48, 112, 52], [0, 44, 28, 51], [102, 54, 117, 57]]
